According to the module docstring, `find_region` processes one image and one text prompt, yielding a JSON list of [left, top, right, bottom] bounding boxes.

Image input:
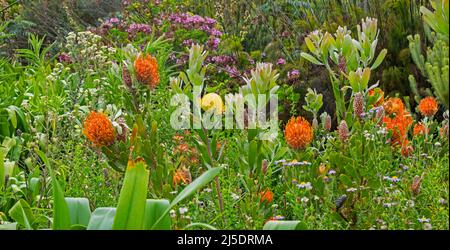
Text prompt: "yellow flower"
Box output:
[[201, 93, 224, 114]]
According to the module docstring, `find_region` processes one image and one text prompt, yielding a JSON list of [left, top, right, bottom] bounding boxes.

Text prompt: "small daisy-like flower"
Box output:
[[272, 215, 285, 220], [300, 197, 309, 203], [83, 111, 116, 147], [346, 187, 357, 192], [231, 193, 240, 200], [328, 169, 336, 175], [391, 176, 400, 183], [383, 203, 393, 208], [282, 160, 311, 167], [284, 116, 314, 149], [418, 217, 430, 223], [418, 96, 438, 117], [179, 207, 188, 215], [134, 53, 160, 89], [275, 159, 287, 164], [297, 182, 312, 190]]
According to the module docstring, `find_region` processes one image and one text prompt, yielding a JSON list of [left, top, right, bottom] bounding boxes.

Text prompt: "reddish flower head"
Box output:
[[134, 54, 160, 89], [260, 189, 274, 203], [284, 116, 313, 149], [83, 111, 116, 147], [418, 97, 438, 117]]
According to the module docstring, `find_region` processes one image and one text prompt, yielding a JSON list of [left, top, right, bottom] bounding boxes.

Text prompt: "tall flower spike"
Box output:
[[312, 117, 319, 129], [353, 92, 364, 119], [325, 114, 332, 131], [338, 120, 350, 143], [375, 106, 385, 126], [122, 64, 132, 89]]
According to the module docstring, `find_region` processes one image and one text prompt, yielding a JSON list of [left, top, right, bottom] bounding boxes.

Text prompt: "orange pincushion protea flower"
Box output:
[[418, 97, 438, 117], [260, 189, 274, 203], [173, 167, 192, 186], [413, 123, 428, 136], [83, 111, 116, 147], [383, 111, 413, 146], [383, 97, 404, 116], [284, 116, 313, 149], [368, 88, 384, 107], [134, 54, 160, 89]]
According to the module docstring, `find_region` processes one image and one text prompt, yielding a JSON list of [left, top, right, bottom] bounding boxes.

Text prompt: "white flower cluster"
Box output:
[[65, 31, 116, 71]]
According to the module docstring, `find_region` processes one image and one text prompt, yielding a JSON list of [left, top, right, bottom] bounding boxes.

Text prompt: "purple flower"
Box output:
[[182, 39, 194, 47], [207, 37, 220, 49], [126, 23, 151, 36], [58, 53, 72, 64], [276, 58, 286, 65], [224, 65, 240, 78], [287, 69, 300, 81]]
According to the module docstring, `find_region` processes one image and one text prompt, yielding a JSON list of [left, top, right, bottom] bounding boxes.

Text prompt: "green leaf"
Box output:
[[370, 49, 387, 70], [6, 107, 17, 129], [339, 174, 353, 187], [151, 167, 223, 229], [300, 52, 323, 65], [36, 150, 71, 230], [8, 199, 35, 230], [113, 159, 149, 230], [304, 37, 316, 53], [143, 199, 171, 230], [263, 221, 307, 230], [65, 198, 91, 227], [87, 208, 116, 230]]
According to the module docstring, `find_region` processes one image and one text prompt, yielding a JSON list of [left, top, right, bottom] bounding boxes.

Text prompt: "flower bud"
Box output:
[[353, 92, 364, 120], [338, 120, 350, 143], [261, 159, 268, 175]]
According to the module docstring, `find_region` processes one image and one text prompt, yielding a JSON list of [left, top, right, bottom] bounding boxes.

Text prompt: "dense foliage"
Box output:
[[0, 0, 448, 230]]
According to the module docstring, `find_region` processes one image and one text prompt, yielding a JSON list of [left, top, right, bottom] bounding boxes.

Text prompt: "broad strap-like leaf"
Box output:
[[263, 221, 307, 230], [8, 199, 35, 230], [37, 150, 71, 230], [112, 159, 149, 230], [65, 198, 91, 228], [143, 199, 171, 230], [87, 208, 116, 230]]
